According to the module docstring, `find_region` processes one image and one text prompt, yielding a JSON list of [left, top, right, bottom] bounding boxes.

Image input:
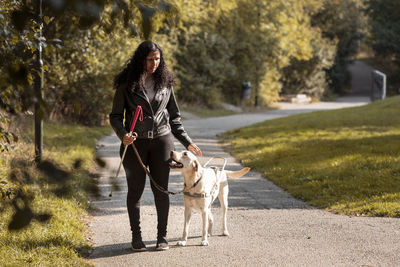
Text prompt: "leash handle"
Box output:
[[203, 156, 227, 171], [130, 105, 143, 133]]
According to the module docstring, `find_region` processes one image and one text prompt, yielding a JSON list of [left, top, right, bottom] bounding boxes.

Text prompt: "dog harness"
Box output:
[[183, 169, 220, 199], [130, 147, 227, 198], [183, 157, 227, 199]]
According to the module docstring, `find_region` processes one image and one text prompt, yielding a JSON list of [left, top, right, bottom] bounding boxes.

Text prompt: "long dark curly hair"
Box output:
[[113, 41, 175, 92]]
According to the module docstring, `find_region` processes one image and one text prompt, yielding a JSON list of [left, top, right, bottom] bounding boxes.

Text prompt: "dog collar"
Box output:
[[183, 191, 210, 198], [184, 171, 204, 190]]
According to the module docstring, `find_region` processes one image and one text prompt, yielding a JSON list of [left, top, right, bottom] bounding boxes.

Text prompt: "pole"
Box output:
[[34, 0, 44, 163], [254, 2, 260, 107]]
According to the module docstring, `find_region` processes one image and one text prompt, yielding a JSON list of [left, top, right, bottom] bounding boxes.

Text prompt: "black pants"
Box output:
[[121, 133, 174, 239]]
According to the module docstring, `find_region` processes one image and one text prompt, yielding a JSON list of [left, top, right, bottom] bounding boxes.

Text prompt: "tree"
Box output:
[[366, 0, 400, 62], [173, 0, 336, 106], [41, 0, 177, 125], [312, 0, 365, 94], [172, 0, 235, 107], [0, 0, 177, 149]]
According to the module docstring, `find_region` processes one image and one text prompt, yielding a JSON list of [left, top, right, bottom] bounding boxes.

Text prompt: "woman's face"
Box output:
[[145, 50, 161, 75]]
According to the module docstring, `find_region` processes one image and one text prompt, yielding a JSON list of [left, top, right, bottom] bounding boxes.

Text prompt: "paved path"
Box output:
[[90, 96, 400, 266]]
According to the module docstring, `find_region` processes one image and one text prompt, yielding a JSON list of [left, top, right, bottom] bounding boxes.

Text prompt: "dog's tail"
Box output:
[[225, 167, 250, 178]]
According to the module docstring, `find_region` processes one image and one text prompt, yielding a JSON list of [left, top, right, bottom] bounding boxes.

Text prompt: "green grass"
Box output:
[[0, 120, 111, 266], [220, 95, 400, 217]]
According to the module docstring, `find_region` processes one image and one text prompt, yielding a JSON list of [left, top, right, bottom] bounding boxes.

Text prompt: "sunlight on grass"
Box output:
[[221, 96, 400, 217], [0, 120, 111, 266], [0, 195, 90, 266]]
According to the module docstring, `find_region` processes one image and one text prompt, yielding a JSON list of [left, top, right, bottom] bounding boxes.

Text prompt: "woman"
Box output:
[[110, 41, 202, 252]]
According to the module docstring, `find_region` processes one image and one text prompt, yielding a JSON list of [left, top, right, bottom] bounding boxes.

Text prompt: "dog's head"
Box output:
[[169, 150, 200, 173]]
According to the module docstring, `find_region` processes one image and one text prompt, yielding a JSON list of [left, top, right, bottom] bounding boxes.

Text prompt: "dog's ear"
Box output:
[[192, 160, 199, 172]]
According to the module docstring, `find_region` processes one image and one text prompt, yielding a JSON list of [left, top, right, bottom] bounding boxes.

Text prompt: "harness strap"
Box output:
[[184, 175, 202, 190], [183, 191, 210, 198], [204, 157, 227, 171]]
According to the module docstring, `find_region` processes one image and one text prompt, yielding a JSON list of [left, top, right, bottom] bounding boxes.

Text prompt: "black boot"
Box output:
[[156, 236, 169, 251], [131, 234, 146, 252]]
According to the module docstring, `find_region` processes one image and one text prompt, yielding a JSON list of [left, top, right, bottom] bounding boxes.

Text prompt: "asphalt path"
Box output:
[[90, 96, 400, 266]]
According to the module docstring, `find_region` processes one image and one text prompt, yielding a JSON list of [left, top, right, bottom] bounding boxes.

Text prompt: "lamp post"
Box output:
[[34, 0, 44, 163], [254, 1, 261, 107]]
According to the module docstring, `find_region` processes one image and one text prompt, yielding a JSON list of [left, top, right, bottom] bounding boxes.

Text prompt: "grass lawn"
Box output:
[[220, 95, 400, 217], [0, 120, 111, 266]]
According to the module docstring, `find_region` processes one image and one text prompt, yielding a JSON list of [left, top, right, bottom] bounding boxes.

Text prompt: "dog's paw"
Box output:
[[176, 240, 186, 246], [223, 230, 230, 236], [201, 240, 209, 246]]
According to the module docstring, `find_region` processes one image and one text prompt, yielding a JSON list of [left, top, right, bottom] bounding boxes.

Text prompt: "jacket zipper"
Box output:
[[143, 90, 155, 136]]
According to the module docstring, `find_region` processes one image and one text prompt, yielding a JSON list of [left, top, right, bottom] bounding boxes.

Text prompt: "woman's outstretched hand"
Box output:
[[123, 133, 137, 145], [188, 144, 202, 157]]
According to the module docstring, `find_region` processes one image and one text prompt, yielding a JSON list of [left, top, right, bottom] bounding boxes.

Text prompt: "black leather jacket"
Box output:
[[109, 84, 193, 148]]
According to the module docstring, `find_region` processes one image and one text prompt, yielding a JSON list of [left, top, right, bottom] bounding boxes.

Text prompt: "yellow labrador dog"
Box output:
[[169, 150, 250, 246]]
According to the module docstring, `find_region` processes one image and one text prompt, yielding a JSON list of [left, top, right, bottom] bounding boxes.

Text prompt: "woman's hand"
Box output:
[[188, 143, 202, 157], [122, 133, 137, 145]]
